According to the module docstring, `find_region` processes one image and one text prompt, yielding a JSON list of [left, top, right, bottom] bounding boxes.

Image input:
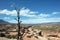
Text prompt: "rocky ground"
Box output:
[[0, 37, 16, 40]]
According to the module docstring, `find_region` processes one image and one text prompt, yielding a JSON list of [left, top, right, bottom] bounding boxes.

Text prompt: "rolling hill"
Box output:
[[0, 19, 9, 24]]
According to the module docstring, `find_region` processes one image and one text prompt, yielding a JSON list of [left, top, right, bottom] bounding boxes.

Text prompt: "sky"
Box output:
[[0, 0, 60, 24]]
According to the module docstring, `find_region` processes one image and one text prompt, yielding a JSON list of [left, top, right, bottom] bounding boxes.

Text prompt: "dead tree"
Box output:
[[16, 8, 33, 40], [16, 9, 25, 40], [15, 9, 22, 40]]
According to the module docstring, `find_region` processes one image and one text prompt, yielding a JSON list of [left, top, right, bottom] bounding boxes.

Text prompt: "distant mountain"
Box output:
[[49, 22, 60, 24], [0, 19, 9, 24], [40, 22, 60, 24], [0, 19, 60, 25]]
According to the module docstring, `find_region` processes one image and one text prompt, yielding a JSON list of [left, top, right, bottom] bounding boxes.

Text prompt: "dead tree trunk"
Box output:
[[17, 9, 20, 40], [17, 9, 23, 40], [16, 9, 30, 40]]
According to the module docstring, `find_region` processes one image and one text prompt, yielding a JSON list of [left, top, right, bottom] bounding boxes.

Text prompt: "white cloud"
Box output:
[[0, 7, 60, 24], [20, 7, 39, 17], [38, 13, 50, 18], [0, 9, 17, 16], [29, 11, 38, 15], [4, 17, 10, 20], [21, 18, 60, 24], [19, 7, 51, 18], [52, 12, 60, 14], [0, 7, 51, 18], [6, 17, 60, 24], [0, 7, 39, 17]]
